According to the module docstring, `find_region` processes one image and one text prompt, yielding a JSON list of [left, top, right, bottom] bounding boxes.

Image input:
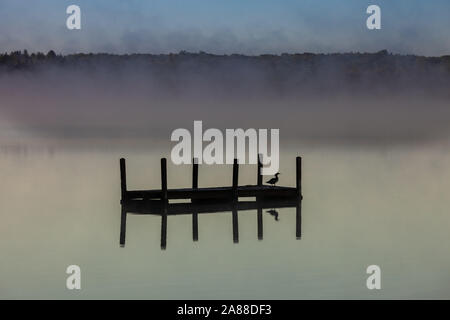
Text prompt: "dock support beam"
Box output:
[[296, 156, 302, 198], [232, 158, 239, 198], [161, 158, 168, 250], [192, 158, 199, 241], [120, 158, 127, 203], [257, 154, 263, 240], [192, 158, 198, 189], [257, 206, 263, 240], [232, 205, 239, 243], [296, 201, 302, 240], [257, 153, 263, 186], [161, 213, 167, 249], [232, 158, 239, 243], [296, 156, 302, 239], [119, 158, 128, 246], [192, 212, 198, 242], [119, 206, 127, 247], [161, 158, 168, 201]]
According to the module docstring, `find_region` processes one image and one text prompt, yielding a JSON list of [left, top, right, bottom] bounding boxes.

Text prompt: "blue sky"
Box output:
[[0, 0, 449, 55]]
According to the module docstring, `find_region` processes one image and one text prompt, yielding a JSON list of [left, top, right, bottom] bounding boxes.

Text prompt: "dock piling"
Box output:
[[296, 156, 302, 198], [160, 158, 168, 249], [161, 213, 167, 249], [119, 206, 127, 247], [257, 154, 263, 240], [232, 158, 239, 198], [257, 206, 263, 240], [192, 212, 198, 242], [120, 158, 127, 203], [192, 157, 198, 189], [296, 200, 302, 239], [232, 158, 239, 243], [161, 158, 168, 201], [192, 158, 199, 241], [257, 153, 263, 186], [296, 157, 302, 238], [232, 205, 239, 243]]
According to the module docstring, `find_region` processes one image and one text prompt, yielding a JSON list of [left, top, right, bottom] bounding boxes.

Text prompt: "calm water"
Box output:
[[1, 145, 449, 299]]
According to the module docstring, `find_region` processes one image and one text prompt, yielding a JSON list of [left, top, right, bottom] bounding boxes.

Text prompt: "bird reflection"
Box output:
[[266, 209, 279, 221], [119, 197, 301, 250]]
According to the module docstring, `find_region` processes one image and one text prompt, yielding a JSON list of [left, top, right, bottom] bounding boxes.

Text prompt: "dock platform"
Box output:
[[120, 156, 302, 203], [119, 155, 303, 249]]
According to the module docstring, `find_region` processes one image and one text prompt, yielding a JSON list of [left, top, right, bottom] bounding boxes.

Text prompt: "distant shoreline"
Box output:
[[2, 49, 450, 58], [2, 49, 449, 95]]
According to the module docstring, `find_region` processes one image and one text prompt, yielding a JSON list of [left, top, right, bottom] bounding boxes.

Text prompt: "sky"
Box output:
[[0, 0, 449, 55]]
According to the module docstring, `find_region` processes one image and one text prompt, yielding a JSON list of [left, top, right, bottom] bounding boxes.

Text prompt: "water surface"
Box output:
[[1, 145, 449, 299]]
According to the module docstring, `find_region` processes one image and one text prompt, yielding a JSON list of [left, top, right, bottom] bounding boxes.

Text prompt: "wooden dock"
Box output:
[[119, 155, 303, 249], [120, 155, 302, 203]]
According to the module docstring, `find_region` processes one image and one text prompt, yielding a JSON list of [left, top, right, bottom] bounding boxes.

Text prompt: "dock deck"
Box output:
[[120, 156, 302, 203], [125, 185, 299, 201]]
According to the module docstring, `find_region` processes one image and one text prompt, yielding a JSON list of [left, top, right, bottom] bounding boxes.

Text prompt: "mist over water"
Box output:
[[1, 52, 449, 150]]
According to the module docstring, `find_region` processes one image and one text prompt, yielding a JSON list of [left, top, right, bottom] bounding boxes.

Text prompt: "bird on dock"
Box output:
[[266, 209, 279, 221], [266, 172, 280, 186]]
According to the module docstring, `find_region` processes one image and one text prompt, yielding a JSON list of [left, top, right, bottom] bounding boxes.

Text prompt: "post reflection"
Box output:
[[119, 197, 302, 250]]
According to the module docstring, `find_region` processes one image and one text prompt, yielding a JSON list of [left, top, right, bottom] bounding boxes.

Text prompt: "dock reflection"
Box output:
[[119, 197, 302, 250]]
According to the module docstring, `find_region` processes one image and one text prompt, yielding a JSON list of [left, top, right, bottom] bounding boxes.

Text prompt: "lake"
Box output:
[[1, 143, 449, 299]]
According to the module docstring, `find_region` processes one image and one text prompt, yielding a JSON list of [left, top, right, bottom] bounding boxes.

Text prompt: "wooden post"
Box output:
[[257, 153, 263, 186], [296, 156, 302, 198], [257, 206, 263, 240], [296, 156, 302, 239], [232, 158, 239, 198], [120, 158, 127, 203], [232, 159, 239, 243], [257, 154, 263, 240], [160, 158, 168, 250], [161, 213, 167, 249], [296, 200, 302, 240], [192, 158, 198, 241], [119, 206, 127, 247], [192, 158, 198, 189], [161, 158, 168, 202], [232, 205, 239, 243], [192, 212, 198, 242]]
